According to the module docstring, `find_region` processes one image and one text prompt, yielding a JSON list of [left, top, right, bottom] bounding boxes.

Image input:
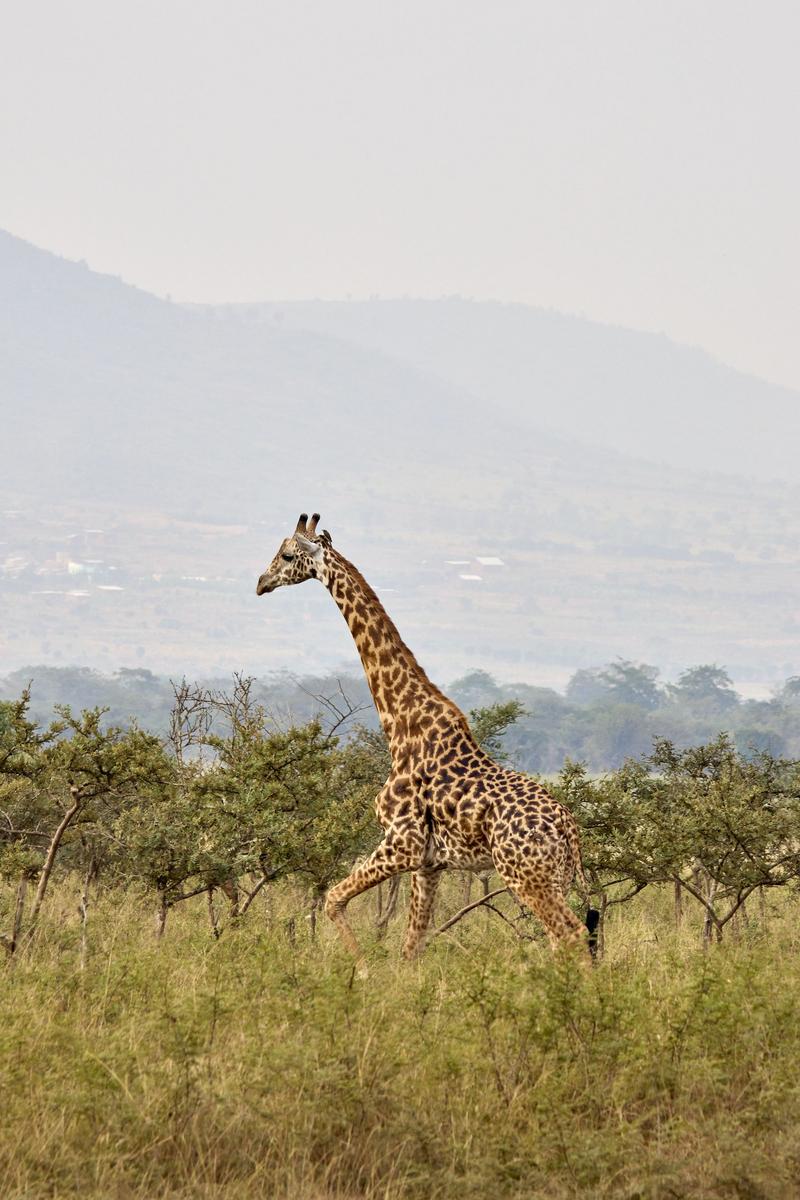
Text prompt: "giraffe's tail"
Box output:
[[566, 816, 600, 958]]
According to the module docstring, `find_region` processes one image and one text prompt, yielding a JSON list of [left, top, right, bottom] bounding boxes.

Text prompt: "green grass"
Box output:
[[2, 880, 800, 1199]]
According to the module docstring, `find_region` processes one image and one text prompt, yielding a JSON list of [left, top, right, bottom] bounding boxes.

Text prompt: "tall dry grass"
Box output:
[[2, 878, 799, 1199]]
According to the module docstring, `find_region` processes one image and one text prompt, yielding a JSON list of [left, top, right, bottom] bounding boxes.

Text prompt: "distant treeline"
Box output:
[[1, 659, 798, 772]]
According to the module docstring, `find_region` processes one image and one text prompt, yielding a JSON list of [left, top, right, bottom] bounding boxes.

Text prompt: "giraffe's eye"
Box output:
[[281, 553, 295, 563]]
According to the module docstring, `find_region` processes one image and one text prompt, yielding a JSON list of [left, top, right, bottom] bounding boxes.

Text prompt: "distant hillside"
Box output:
[[0, 229, 574, 525], [225, 297, 800, 482], [1, 230, 798, 692]]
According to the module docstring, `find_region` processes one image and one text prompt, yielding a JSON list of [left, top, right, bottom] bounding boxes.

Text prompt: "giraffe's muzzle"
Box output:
[[256, 575, 274, 595]]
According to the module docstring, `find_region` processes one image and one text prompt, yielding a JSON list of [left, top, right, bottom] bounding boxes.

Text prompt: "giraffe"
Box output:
[[256, 513, 598, 968]]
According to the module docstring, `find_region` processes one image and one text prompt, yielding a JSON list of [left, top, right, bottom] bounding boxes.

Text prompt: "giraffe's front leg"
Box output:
[[325, 828, 423, 973], [402, 870, 441, 960]]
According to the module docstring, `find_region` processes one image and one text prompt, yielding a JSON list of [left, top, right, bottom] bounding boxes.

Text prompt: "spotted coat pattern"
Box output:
[[257, 514, 590, 967]]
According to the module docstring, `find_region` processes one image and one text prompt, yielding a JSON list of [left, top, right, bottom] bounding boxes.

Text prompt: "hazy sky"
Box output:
[[3, 1, 798, 390]]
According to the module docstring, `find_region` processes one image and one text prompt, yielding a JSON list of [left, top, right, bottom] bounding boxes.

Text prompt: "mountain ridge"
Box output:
[[1, 229, 797, 692], [209, 295, 800, 482]]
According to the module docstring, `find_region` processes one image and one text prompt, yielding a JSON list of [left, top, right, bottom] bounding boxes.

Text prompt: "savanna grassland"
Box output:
[[3, 880, 800, 1200], [3, 683, 800, 1198]]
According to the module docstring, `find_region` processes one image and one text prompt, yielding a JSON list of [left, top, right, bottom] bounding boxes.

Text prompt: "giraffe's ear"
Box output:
[[295, 533, 324, 560]]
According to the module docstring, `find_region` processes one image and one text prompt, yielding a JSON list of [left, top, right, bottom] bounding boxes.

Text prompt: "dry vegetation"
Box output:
[[3, 686, 800, 1197], [3, 879, 800, 1200]]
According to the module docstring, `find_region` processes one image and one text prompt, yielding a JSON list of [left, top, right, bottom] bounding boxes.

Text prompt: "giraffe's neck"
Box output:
[[323, 549, 469, 760]]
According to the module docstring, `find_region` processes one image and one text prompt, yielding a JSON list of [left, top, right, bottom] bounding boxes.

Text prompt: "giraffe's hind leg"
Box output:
[[402, 870, 441, 961], [513, 880, 587, 953], [495, 859, 588, 955]]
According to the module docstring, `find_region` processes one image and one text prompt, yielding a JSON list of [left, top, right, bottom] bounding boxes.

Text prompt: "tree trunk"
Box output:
[[739, 897, 750, 927], [480, 872, 491, 927], [27, 793, 82, 936], [78, 858, 96, 970], [220, 877, 240, 915], [698, 870, 719, 949], [206, 887, 220, 939], [674, 879, 683, 929], [4, 872, 29, 958], [155, 890, 169, 939], [702, 907, 723, 947], [730, 897, 750, 942]]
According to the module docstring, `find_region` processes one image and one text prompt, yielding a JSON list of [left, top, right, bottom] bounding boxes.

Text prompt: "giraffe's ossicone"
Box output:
[[257, 513, 598, 968]]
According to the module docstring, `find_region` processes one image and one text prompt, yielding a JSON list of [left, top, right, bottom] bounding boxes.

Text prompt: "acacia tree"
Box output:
[[0, 692, 175, 954], [111, 673, 270, 937], [468, 700, 525, 764], [553, 757, 667, 956], [650, 736, 800, 944], [107, 674, 385, 940], [0, 692, 58, 954], [193, 716, 382, 934], [556, 736, 800, 951]]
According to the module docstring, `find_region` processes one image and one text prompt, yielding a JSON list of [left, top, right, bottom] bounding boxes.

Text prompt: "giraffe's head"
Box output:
[[256, 512, 332, 595]]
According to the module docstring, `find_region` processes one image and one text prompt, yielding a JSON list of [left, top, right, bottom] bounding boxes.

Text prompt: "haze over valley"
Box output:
[[2, 229, 799, 697]]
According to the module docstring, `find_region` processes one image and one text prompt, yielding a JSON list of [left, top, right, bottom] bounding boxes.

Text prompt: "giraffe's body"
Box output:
[[257, 515, 593, 965]]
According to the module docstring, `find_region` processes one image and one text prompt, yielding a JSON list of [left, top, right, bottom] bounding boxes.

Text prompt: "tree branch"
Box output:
[[435, 888, 509, 935], [235, 871, 278, 918]]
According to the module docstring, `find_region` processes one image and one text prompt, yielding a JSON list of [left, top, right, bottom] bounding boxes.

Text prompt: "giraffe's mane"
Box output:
[[329, 547, 473, 735]]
